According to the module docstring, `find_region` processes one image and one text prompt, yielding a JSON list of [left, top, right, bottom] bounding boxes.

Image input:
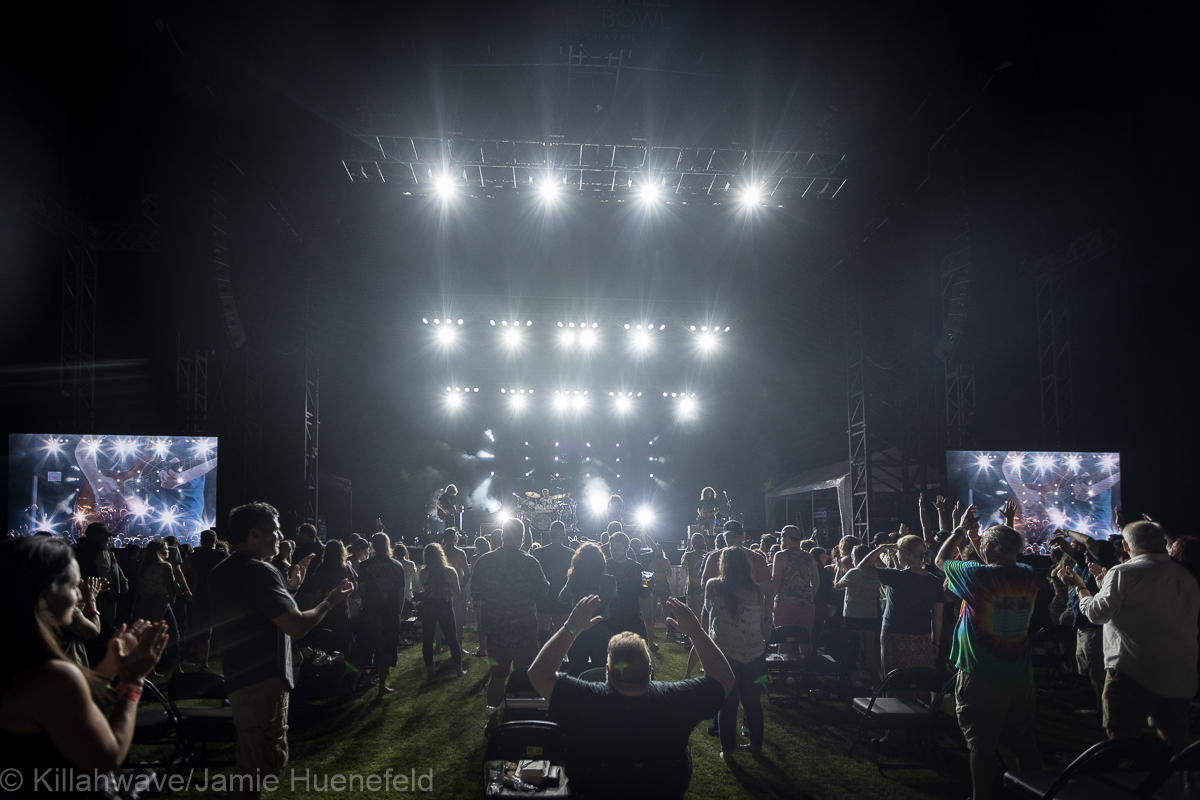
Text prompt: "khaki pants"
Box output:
[[954, 671, 1036, 754], [229, 676, 290, 776]]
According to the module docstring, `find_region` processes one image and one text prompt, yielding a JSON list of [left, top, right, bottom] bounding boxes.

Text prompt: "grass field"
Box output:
[[138, 626, 1113, 799]]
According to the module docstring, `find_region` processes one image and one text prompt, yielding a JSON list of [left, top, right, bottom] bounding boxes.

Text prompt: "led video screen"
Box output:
[[8, 434, 218, 542], [946, 450, 1120, 541]]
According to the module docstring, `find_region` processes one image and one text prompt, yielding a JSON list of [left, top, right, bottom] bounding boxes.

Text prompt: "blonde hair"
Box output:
[[607, 631, 652, 688], [897, 534, 926, 565]]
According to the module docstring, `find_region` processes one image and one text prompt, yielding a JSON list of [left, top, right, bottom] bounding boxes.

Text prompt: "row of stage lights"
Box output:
[[43, 436, 216, 459], [423, 318, 731, 352], [443, 387, 698, 417], [429, 171, 777, 209]]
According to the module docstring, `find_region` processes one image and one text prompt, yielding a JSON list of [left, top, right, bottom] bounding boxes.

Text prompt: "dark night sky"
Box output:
[[1, 1, 1193, 539]]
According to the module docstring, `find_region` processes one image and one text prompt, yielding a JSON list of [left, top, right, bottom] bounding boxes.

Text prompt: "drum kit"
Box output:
[[517, 489, 578, 535]]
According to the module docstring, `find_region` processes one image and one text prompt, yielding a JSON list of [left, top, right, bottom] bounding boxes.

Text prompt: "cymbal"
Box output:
[[525, 491, 541, 499], [550, 493, 568, 500]]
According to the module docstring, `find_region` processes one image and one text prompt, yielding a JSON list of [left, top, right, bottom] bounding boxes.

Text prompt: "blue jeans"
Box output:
[[418, 599, 461, 667], [718, 654, 767, 752]]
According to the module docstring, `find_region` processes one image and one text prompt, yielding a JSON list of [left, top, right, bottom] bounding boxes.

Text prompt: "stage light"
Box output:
[[501, 320, 508, 326], [615, 396, 631, 412], [433, 173, 457, 198], [632, 330, 651, 351], [698, 331, 718, 351], [503, 327, 521, 347], [678, 397, 698, 419], [553, 395, 570, 411], [423, 318, 429, 324], [1065, 454, 1082, 471], [638, 183, 661, 204], [560, 329, 575, 346], [115, 438, 136, 457], [526, 320, 532, 326], [591, 322, 598, 328], [510, 393, 527, 411], [623, 323, 630, 329], [457, 319, 464, 325], [572, 395, 586, 410], [659, 324, 665, 331], [1099, 454, 1118, 470], [446, 393, 464, 411], [975, 454, 992, 471], [489, 320, 496, 326], [740, 186, 764, 207], [580, 328, 597, 348], [588, 493, 608, 513], [150, 439, 170, 458], [538, 179, 560, 201], [636, 506, 655, 527], [1033, 453, 1054, 472], [724, 326, 731, 332], [42, 438, 63, 454], [433, 318, 440, 324], [159, 508, 179, 529], [436, 325, 457, 345]]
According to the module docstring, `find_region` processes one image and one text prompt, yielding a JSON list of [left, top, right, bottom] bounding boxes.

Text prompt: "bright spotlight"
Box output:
[[638, 182, 661, 204], [433, 173, 457, 198], [572, 395, 586, 411], [503, 327, 521, 347], [678, 397, 698, 419], [446, 393, 465, 411], [560, 329, 575, 347], [151, 438, 170, 458], [159, 508, 179, 529], [510, 393, 527, 411], [636, 506, 655, 527], [632, 330, 651, 351], [698, 331, 718, 351], [553, 395, 570, 411], [538, 179, 559, 201], [436, 325, 457, 345], [615, 396, 632, 413], [43, 438, 63, 454], [740, 186, 764, 207], [580, 328, 597, 348], [588, 493, 608, 513]]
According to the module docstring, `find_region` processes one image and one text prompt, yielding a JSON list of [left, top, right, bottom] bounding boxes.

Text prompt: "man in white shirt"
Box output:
[[1059, 521, 1200, 752]]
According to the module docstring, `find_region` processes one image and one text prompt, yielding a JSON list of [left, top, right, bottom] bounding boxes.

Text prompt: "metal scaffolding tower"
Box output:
[[16, 190, 157, 432], [1025, 228, 1116, 447], [303, 284, 320, 525], [931, 132, 976, 450], [175, 341, 209, 435]]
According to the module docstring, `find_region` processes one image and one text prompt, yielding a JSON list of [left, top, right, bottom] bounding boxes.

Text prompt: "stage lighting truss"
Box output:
[[343, 136, 847, 201]]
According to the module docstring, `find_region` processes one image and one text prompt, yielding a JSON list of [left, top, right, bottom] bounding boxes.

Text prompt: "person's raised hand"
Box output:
[[898, 523, 909, 538], [1057, 567, 1086, 590], [1002, 500, 1019, 527], [960, 504, 980, 534], [566, 595, 604, 635], [81, 577, 104, 607], [374, 518, 385, 533], [1142, 513, 1154, 522], [327, 578, 354, 606], [932, 495, 946, 511], [113, 621, 169, 685], [288, 553, 315, 591], [665, 597, 705, 641], [951, 500, 962, 520], [1088, 563, 1108, 582]]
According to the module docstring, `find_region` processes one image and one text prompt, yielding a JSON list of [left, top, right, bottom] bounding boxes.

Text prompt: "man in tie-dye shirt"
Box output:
[[936, 505, 1042, 800]]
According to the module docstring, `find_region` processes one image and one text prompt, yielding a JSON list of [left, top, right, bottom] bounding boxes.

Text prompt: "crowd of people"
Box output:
[[2, 495, 1197, 800]]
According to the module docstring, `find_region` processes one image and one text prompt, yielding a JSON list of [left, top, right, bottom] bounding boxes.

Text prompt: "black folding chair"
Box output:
[[483, 720, 571, 798], [847, 668, 956, 774], [1030, 625, 1076, 687], [807, 626, 858, 701], [1004, 736, 1174, 799], [1141, 739, 1200, 799], [167, 671, 236, 767], [763, 625, 811, 705], [503, 668, 549, 721], [126, 679, 195, 776]]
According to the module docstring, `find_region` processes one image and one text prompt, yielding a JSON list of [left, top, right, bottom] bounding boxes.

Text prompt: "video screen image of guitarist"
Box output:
[[8, 433, 218, 542]]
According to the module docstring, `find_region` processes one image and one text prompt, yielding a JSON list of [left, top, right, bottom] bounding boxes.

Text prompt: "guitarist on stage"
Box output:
[[436, 484, 462, 531], [697, 486, 721, 540]]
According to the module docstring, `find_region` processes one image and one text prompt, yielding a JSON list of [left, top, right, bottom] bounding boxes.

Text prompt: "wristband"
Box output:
[[117, 682, 143, 703], [317, 598, 331, 613], [566, 623, 580, 637], [83, 607, 100, 616]]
